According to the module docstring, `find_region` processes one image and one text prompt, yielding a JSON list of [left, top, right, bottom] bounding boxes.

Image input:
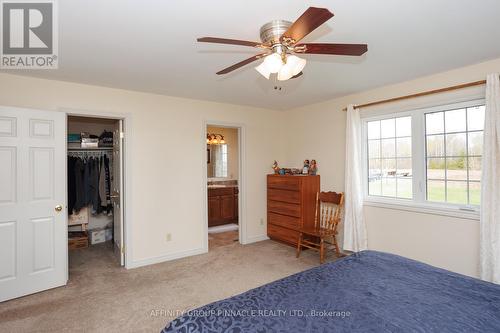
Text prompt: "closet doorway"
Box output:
[[67, 115, 125, 269], [206, 124, 242, 250]]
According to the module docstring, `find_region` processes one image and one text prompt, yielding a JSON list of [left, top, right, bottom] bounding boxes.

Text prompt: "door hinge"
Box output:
[[120, 132, 124, 139]]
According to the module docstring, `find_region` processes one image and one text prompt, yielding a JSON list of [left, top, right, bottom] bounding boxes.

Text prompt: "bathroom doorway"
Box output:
[[205, 124, 241, 250]]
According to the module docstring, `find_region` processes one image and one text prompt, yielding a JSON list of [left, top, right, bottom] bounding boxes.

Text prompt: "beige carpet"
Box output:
[[0, 238, 338, 333]]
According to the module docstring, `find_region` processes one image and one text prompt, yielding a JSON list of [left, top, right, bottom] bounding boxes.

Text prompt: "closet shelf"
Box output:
[[67, 147, 113, 151]]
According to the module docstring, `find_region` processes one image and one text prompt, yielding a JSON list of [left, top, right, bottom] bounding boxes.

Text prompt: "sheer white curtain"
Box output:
[[343, 105, 368, 252], [480, 73, 500, 284]]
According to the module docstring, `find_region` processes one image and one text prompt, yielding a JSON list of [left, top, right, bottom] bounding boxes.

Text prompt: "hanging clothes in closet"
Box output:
[[67, 153, 112, 215]]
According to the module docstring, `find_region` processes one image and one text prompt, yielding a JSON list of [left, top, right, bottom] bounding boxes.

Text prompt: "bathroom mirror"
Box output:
[[207, 144, 228, 178]]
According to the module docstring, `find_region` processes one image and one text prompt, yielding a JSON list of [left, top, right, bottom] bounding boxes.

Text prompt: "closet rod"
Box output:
[[341, 79, 486, 112]]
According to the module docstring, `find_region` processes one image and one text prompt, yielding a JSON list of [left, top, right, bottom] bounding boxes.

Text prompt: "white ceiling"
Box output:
[[5, 0, 500, 110]]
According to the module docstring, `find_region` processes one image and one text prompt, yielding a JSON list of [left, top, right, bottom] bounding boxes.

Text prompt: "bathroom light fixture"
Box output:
[[206, 133, 226, 145]]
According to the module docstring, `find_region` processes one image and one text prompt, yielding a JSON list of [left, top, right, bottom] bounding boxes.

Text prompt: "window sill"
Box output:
[[363, 197, 480, 221]]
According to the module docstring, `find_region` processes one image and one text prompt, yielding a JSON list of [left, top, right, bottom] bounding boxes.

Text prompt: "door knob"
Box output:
[[55, 205, 63, 212]]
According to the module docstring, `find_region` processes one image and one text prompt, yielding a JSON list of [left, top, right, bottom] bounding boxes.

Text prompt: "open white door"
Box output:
[[112, 121, 124, 266], [0, 107, 66, 302]]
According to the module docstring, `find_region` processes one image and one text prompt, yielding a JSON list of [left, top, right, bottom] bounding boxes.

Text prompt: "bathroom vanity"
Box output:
[[207, 185, 239, 227]]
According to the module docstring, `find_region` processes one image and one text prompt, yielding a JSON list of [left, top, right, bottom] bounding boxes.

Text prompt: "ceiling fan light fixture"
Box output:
[[277, 62, 294, 81], [263, 53, 283, 73], [255, 62, 271, 79], [198, 8, 368, 81], [287, 55, 307, 76]]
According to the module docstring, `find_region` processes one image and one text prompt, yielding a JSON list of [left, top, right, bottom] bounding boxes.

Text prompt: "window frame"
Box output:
[[361, 99, 484, 220]]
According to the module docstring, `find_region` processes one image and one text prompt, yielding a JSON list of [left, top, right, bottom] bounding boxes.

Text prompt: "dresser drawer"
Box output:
[[268, 200, 301, 218], [268, 224, 299, 245], [268, 212, 300, 229], [268, 176, 301, 191], [268, 188, 301, 204]]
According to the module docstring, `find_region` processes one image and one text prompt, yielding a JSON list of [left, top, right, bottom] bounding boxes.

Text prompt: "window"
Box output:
[[367, 116, 412, 199], [425, 106, 484, 205], [364, 100, 484, 213]]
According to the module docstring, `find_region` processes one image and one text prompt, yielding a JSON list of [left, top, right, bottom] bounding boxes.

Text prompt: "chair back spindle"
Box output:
[[315, 191, 344, 232]]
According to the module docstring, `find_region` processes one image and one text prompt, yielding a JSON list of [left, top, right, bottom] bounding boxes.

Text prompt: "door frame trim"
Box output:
[[60, 107, 134, 269], [202, 120, 246, 250]]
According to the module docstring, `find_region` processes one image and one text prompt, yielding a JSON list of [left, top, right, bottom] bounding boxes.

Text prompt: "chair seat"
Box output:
[[298, 226, 336, 237]]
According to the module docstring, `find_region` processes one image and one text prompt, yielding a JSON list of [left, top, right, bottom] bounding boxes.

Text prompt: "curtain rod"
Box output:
[[342, 79, 486, 112]]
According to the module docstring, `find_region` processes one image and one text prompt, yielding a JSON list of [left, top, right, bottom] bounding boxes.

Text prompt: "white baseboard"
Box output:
[[127, 247, 207, 269], [243, 234, 269, 244]]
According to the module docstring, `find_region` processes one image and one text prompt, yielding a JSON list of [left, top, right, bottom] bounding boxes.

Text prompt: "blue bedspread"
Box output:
[[162, 250, 500, 332]]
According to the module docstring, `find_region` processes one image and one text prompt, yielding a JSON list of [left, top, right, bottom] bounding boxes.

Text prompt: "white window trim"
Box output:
[[361, 99, 484, 221]]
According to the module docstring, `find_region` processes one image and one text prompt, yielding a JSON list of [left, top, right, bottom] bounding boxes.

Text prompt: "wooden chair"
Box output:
[[296, 191, 345, 264]]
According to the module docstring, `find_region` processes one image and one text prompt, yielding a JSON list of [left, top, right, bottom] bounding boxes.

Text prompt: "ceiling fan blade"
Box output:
[[216, 53, 267, 75], [295, 43, 368, 56], [281, 7, 334, 44], [197, 37, 264, 48], [290, 72, 303, 79]]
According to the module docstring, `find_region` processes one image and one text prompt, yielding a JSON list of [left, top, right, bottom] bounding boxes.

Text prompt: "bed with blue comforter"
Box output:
[[162, 250, 500, 332]]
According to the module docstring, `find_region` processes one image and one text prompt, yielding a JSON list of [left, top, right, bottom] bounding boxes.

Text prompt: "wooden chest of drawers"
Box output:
[[267, 174, 320, 246]]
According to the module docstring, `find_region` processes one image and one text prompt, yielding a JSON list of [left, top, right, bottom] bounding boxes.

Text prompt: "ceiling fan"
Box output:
[[197, 7, 367, 81]]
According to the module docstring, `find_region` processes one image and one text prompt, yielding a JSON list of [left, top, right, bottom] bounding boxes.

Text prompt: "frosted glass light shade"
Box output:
[[286, 55, 307, 76], [263, 53, 283, 73], [277, 63, 293, 81], [255, 62, 271, 79]]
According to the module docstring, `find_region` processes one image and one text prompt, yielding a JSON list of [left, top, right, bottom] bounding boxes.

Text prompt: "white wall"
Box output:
[[67, 116, 117, 136], [364, 206, 479, 276], [285, 57, 500, 278], [0, 73, 285, 267]]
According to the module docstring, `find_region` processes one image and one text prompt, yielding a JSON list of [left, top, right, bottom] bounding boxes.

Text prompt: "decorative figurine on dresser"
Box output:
[[272, 160, 280, 174], [302, 159, 310, 174], [309, 159, 318, 175]]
